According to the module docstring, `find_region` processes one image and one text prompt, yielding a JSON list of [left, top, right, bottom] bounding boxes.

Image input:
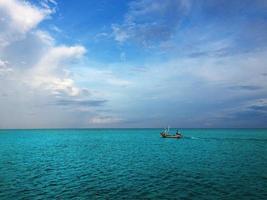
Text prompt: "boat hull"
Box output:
[[160, 133, 182, 139]]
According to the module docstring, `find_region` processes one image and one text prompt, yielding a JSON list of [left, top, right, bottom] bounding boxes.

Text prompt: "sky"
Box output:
[[0, 0, 267, 128]]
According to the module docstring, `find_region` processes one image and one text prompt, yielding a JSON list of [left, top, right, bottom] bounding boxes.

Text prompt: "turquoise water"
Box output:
[[0, 129, 266, 199]]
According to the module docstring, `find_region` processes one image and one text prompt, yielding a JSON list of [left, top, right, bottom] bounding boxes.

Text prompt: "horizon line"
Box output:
[[1, 127, 267, 130]]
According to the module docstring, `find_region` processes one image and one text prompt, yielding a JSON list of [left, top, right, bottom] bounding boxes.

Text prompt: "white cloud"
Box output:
[[34, 30, 55, 45], [89, 115, 122, 125], [32, 76, 81, 97], [40, 0, 58, 9], [0, 0, 97, 128], [29, 45, 86, 96], [74, 67, 132, 88], [50, 25, 62, 33], [0, 0, 86, 98], [112, 0, 191, 45], [0, 59, 12, 75], [92, 48, 267, 127], [0, 0, 51, 32], [0, 0, 53, 47], [36, 45, 86, 72], [112, 25, 129, 43]]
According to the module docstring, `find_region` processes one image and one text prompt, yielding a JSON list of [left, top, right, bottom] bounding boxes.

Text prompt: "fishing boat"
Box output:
[[160, 127, 182, 139]]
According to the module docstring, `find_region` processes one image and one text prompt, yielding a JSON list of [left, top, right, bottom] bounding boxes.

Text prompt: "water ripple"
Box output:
[[0, 129, 266, 199]]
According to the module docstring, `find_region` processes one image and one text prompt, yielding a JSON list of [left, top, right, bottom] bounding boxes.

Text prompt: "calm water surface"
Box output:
[[0, 129, 267, 199]]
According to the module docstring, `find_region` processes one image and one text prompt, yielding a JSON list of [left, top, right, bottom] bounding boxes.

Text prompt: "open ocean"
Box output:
[[0, 129, 266, 199]]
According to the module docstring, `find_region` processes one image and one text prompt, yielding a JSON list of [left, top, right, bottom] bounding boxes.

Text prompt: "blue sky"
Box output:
[[0, 0, 267, 128]]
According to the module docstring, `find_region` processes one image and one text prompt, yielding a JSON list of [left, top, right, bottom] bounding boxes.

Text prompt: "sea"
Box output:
[[0, 129, 266, 199]]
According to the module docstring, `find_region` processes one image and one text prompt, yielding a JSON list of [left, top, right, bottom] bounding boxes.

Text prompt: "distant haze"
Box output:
[[0, 0, 267, 128]]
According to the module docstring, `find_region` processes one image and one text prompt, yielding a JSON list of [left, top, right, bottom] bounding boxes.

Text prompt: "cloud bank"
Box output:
[[0, 0, 267, 128], [0, 0, 113, 128]]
